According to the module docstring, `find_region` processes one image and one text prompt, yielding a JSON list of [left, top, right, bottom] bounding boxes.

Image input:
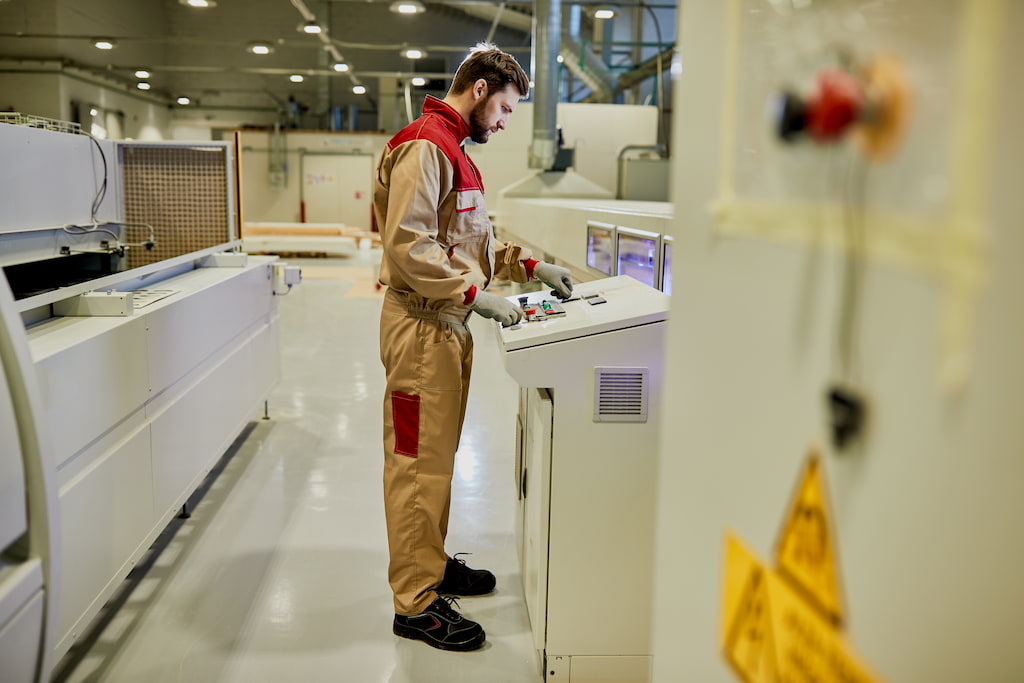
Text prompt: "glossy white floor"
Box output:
[[52, 248, 543, 683]]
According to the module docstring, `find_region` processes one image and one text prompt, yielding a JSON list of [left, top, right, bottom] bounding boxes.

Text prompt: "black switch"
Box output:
[[827, 385, 867, 450]]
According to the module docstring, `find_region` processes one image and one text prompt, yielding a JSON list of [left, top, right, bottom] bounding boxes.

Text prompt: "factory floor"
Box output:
[[52, 247, 543, 683]]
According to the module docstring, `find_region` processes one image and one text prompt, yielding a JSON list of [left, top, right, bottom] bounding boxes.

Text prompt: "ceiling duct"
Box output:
[[530, 0, 559, 170], [443, 1, 616, 104]]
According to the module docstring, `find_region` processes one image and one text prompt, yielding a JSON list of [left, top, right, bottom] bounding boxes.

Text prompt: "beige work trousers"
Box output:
[[380, 288, 474, 616]]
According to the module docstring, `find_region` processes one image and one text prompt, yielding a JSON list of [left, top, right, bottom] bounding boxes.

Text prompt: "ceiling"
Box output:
[[0, 0, 677, 129]]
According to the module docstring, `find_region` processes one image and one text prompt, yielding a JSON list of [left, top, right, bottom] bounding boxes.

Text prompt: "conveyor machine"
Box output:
[[0, 115, 290, 678], [498, 275, 669, 683]]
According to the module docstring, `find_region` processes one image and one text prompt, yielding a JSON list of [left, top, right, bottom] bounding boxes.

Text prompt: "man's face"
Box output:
[[469, 85, 520, 144]]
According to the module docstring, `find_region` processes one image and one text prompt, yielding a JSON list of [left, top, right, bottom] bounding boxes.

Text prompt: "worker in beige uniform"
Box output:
[[374, 43, 573, 652]]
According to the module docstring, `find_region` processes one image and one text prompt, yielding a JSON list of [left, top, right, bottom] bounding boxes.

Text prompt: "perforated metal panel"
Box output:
[[120, 143, 235, 269], [593, 366, 649, 423]]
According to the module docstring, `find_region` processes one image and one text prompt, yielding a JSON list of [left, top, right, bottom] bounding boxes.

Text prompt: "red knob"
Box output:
[[805, 68, 863, 141]]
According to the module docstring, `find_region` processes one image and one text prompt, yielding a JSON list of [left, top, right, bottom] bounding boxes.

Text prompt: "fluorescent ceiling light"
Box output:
[[248, 42, 273, 55], [390, 1, 425, 14], [352, 85, 366, 94], [301, 21, 322, 34], [594, 5, 618, 19], [177, 96, 191, 105], [93, 39, 116, 50], [180, 0, 216, 7], [401, 48, 426, 59], [332, 62, 350, 72], [290, 74, 304, 83], [134, 69, 151, 79], [411, 77, 427, 87], [137, 82, 151, 91]]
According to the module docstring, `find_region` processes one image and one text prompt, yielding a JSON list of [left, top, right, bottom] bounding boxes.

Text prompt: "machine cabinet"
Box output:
[[501, 276, 668, 683]]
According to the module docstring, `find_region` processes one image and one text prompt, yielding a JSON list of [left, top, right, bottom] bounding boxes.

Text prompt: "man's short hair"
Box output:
[[449, 43, 530, 99]]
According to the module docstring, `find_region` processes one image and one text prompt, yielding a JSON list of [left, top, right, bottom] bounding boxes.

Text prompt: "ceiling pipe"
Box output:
[[289, 0, 363, 89], [530, 0, 560, 170]]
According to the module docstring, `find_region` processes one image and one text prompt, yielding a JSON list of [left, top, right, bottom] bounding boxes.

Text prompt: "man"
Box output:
[[373, 43, 573, 652]]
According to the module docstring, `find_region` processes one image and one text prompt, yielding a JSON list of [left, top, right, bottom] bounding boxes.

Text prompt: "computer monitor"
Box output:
[[615, 227, 661, 289], [660, 236, 673, 295], [586, 221, 616, 276]]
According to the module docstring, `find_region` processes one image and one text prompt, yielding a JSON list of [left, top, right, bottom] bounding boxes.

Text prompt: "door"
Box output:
[[520, 387, 553, 654], [301, 153, 374, 228]]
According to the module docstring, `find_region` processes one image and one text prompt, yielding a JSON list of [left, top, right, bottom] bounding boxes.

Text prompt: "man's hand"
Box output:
[[533, 261, 573, 299], [470, 291, 523, 327]]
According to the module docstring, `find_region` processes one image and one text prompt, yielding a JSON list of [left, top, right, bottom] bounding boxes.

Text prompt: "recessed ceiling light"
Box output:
[[401, 48, 426, 60], [137, 82, 151, 91], [290, 74, 304, 83], [180, 0, 216, 7], [247, 42, 273, 55], [300, 21, 322, 34], [89, 107, 99, 116], [411, 77, 427, 87], [177, 96, 191, 105], [389, 1, 425, 14], [134, 69, 151, 79], [93, 39, 116, 50], [352, 85, 366, 94], [593, 5, 618, 19], [332, 62, 349, 72]]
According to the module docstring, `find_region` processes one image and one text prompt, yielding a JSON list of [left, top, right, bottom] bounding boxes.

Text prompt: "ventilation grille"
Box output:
[[594, 367, 649, 423]]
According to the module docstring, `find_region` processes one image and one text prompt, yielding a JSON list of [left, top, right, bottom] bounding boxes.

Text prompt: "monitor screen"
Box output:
[[661, 238, 673, 295], [586, 222, 616, 276], [616, 228, 660, 288]]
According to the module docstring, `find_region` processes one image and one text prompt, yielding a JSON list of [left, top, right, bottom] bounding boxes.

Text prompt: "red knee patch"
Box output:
[[391, 391, 420, 457]]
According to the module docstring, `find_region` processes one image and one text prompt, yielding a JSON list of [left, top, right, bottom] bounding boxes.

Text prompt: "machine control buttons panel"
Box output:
[[517, 296, 567, 323]]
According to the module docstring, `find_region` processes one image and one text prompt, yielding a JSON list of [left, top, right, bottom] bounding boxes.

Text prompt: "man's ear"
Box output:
[[472, 78, 488, 101]]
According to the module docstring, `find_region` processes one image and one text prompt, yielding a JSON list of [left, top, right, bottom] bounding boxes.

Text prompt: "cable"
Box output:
[[61, 221, 157, 256], [640, 1, 668, 155], [83, 131, 109, 222], [837, 151, 868, 383], [62, 224, 120, 243]]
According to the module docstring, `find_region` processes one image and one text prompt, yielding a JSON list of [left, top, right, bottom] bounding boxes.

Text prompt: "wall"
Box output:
[[236, 130, 389, 225], [652, 1, 1024, 682], [0, 70, 62, 118], [467, 101, 659, 201], [0, 64, 170, 140]]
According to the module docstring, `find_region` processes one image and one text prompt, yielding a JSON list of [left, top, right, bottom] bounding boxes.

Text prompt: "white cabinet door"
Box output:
[[302, 154, 373, 228], [520, 387, 552, 654]]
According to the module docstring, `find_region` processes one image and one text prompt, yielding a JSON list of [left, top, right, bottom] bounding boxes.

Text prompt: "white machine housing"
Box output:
[[499, 275, 669, 682]]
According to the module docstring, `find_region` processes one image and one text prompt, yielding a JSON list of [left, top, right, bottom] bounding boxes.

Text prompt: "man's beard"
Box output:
[[469, 96, 493, 144]]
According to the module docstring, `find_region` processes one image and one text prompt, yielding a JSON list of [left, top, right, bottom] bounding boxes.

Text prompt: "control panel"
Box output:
[[499, 276, 668, 353]]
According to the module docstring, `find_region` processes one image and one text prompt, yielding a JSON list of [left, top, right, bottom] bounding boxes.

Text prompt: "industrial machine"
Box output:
[[498, 275, 669, 683], [0, 271, 59, 683], [0, 115, 285, 676]]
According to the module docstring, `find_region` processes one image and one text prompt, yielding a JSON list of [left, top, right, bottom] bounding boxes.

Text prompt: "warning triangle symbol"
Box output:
[[724, 558, 778, 683], [774, 453, 845, 624]]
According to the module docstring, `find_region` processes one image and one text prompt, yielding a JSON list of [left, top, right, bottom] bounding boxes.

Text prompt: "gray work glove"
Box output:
[[532, 261, 574, 299], [470, 290, 523, 327]]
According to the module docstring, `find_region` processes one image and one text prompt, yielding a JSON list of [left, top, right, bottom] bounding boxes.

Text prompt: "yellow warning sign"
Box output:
[[722, 532, 882, 683], [722, 534, 779, 683], [774, 453, 845, 624]]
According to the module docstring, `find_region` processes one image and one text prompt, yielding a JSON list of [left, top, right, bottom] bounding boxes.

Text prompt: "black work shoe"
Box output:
[[437, 553, 497, 596], [393, 595, 486, 651]]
